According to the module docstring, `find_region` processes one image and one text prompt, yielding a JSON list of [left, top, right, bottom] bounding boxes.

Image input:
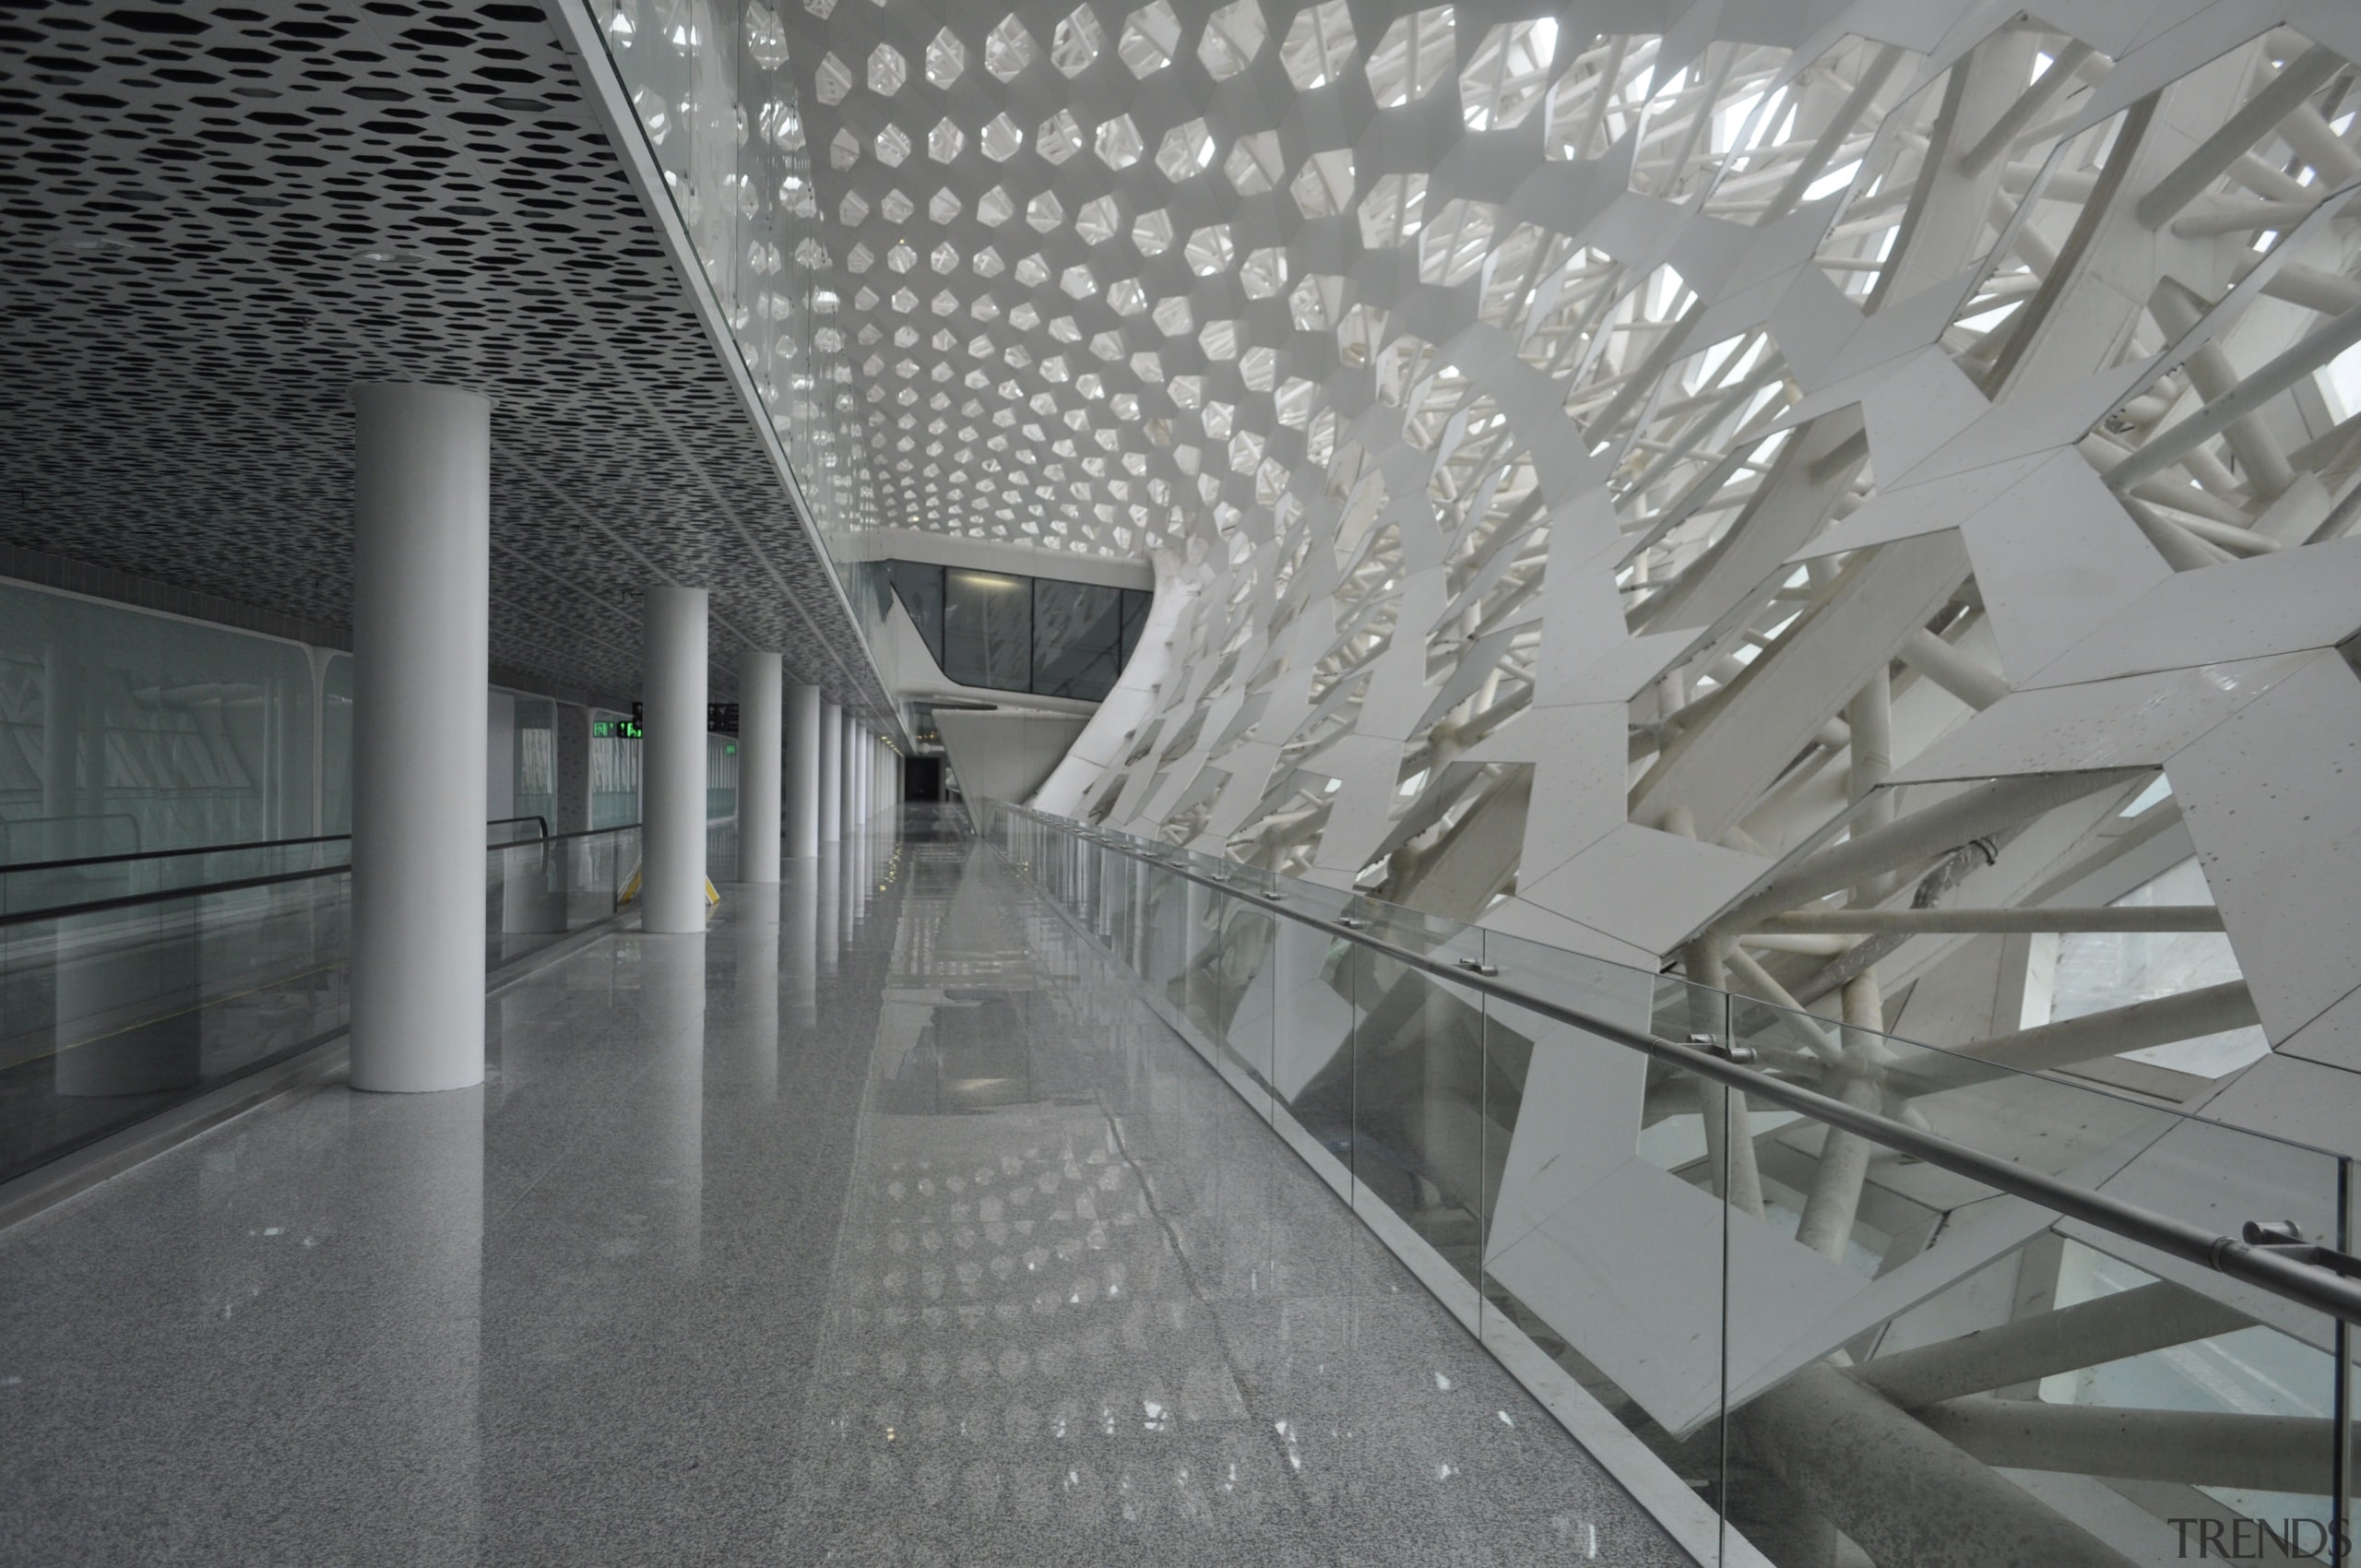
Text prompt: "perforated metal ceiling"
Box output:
[[0, 0, 894, 719]]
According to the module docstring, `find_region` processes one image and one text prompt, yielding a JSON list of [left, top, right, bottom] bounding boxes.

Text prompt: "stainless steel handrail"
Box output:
[[0, 831, 350, 876], [9, 814, 552, 876], [1, 824, 645, 929], [997, 802, 2361, 1328]]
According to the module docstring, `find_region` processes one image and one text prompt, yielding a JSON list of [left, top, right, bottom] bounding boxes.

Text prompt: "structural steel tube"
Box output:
[[1853, 1281, 2252, 1408]]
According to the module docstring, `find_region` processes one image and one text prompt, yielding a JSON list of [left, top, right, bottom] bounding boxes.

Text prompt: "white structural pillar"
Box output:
[[737, 648, 782, 885], [858, 722, 872, 826], [839, 710, 860, 837], [349, 381, 492, 1094], [786, 682, 821, 858], [641, 585, 709, 932], [817, 699, 842, 843], [860, 725, 874, 825]]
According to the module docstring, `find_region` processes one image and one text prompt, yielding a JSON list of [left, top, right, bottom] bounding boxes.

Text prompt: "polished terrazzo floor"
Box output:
[[0, 808, 1687, 1566]]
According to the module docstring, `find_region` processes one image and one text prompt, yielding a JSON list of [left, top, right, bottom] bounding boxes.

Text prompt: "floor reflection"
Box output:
[[0, 807, 1680, 1567]]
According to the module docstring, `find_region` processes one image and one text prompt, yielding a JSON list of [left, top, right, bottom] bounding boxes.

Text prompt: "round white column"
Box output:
[[736, 648, 782, 885], [817, 700, 842, 843], [840, 712, 860, 835], [851, 724, 867, 829], [641, 585, 709, 932], [349, 381, 491, 1095], [785, 682, 821, 857]]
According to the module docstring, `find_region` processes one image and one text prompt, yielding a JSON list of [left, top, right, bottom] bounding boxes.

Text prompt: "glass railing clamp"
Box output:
[[2241, 1220, 2361, 1279], [1689, 1033, 1759, 1064]]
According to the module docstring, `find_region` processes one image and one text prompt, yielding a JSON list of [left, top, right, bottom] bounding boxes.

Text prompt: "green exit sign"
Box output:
[[593, 719, 644, 740]]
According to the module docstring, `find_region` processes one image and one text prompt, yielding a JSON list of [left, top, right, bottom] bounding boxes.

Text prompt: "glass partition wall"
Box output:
[[985, 801, 2359, 1568]]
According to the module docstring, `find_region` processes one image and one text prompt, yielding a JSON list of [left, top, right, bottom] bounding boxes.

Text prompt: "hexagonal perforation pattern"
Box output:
[[0, 0, 895, 720]]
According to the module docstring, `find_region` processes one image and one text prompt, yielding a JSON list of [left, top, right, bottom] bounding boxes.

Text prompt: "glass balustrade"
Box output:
[[984, 799, 2357, 1568]]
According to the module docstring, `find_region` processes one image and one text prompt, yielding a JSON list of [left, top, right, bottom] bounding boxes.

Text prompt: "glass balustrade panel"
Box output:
[[1720, 991, 2345, 1568]]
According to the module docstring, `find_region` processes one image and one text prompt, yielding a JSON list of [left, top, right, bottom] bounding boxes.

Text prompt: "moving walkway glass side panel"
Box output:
[[2, 826, 642, 1186], [0, 871, 352, 1186], [0, 837, 350, 918]]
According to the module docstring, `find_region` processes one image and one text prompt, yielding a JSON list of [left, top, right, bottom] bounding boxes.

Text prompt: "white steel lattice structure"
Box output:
[[741, 0, 2361, 1108], [605, 4, 2361, 1562]]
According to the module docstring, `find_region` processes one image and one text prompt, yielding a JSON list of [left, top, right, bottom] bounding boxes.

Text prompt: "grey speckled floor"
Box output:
[[0, 808, 1690, 1567]]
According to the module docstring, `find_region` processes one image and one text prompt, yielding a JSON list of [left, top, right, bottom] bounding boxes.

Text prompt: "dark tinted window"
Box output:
[[887, 560, 945, 666], [1032, 580, 1123, 700], [941, 569, 1032, 691]]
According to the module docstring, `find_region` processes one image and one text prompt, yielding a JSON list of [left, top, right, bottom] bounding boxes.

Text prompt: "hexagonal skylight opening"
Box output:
[[1051, 5, 1107, 76], [1241, 247, 1288, 296], [1358, 172, 1429, 247], [815, 52, 853, 104], [1133, 208, 1176, 255], [874, 124, 911, 166], [985, 15, 1038, 81], [1038, 109, 1086, 164], [1156, 118, 1216, 181], [1027, 191, 1067, 232], [1367, 6, 1455, 107], [1280, 0, 1355, 89], [868, 43, 908, 95], [1096, 114, 1145, 170], [1224, 131, 1284, 195], [928, 118, 964, 162], [1120, 1, 1180, 76], [925, 27, 967, 88], [981, 113, 1024, 161], [1461, 19, 1558, 129], [1291, 148, 1355, 216], [1075, 195, 1121, 243], [1185, 223, 1236, 275], [1199, 0, 1267, 80]]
